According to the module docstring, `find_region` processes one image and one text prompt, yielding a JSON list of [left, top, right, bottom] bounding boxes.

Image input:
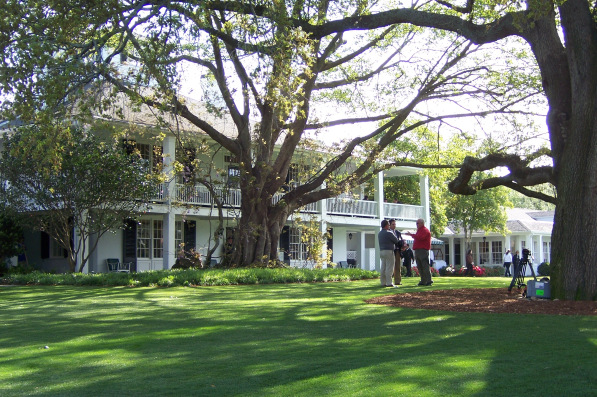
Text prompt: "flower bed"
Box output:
[[438, 265, 502, 277]]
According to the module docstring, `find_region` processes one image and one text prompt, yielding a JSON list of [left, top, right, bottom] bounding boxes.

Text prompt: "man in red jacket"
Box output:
[[406, 218, 433, 286]]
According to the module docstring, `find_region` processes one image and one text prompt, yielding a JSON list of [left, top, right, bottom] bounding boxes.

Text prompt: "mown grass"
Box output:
[[0, 276, 595, 396]]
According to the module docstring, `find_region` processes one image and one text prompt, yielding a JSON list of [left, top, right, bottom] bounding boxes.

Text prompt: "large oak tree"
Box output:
[[312, 0, 595, 300], [2, 1, 567, 290]]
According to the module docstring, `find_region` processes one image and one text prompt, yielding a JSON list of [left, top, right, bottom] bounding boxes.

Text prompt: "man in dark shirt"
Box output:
[[401, 244, 414, 277], [389, 219, 403, 285], [378, 219, 401, 287]]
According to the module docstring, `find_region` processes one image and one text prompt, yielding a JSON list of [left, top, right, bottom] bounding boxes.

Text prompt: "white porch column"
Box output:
[[162, 135, 176, 199], [476, 240, 481, 265], [374, 172, 384, 270], [505, 234, 511, 252], [516, 238, 523, 255], [460, 239, 466, 267], [538, 235, 544, 264], [419, 174, 430, 226], [374, 228, 381, 272], [162, 135, 177, 270], [375, 171, 385, 220], [320, 219, 328, 264], [360, 232, 366, 270], [320, 181, 327, 219], [449, 237, 455, 267], [163, 211, 176, 269]]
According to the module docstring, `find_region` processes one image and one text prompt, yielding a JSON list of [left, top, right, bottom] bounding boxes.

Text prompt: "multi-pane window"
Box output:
[[284, 164, 308, 191], [175, 220, 183, 252], [137, 219, 163, 259], [479, 241, 489, 265], [543, 241, 550, 263], [492, 241, 502, 264], [177, 148, 196, 183], [50, 238, 64, 258], [289, 227, 308, 261], [153, 220, 163, 259], [227, 165, 240, 188], [137, 219, 151, 258], [137, 143, 163, 173]]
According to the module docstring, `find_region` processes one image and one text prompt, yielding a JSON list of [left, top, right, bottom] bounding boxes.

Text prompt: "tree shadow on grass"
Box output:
[[0, 281, 596, 396]]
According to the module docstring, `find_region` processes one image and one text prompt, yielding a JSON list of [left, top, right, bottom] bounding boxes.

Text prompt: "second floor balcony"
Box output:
[[150, 183, 424, 221]]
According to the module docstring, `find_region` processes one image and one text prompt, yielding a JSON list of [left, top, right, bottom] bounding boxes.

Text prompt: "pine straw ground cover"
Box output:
[[367, 287, 597, 316]]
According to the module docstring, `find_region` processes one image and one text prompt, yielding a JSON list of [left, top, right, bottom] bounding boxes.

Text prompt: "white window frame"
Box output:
[[543, 241, 550, 263], [479, 241, 489, 265], [50, 238, 64, 259], [137, 219, 164, 259], [175, 220, 183, 252], [491, 241, 502, 264], [289, 227, 308, 261]]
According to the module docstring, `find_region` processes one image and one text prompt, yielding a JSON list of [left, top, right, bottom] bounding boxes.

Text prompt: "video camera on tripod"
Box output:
[[515, 249, 536, 291], [511, 249, 550, 298]]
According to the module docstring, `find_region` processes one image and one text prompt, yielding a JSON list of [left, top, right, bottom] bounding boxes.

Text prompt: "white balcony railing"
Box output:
[[154, 183, 422, 220], [148, 183, 167, 202], [327, 198, 378, 217], [383, 202, 425, 220], [175, 184, 241, 207]]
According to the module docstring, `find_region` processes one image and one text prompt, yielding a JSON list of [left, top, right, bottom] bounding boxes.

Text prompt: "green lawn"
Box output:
[[1, 277, 595, 396]]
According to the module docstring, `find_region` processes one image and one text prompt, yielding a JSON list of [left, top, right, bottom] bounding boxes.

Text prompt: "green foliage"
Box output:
[[446, 171, 511, 245], [538, 262, 550, 276], [0, 0, 543, 266], [1, 267, 379, 287], [0, 210, 23, 265], [508, 184, 556, 210], [0, 120, 158, 272], [4, 262, 36, 275], [290, 215, 332, 269]]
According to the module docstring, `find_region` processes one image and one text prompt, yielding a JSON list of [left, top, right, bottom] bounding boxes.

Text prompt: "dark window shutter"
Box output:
[[41, 232, 50, 259], [123, 219, 137, 272], [184, 221, 196, 251]]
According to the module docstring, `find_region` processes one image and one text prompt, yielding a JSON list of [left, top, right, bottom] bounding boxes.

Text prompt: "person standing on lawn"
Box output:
[[503, 249, 513, 277], [378, 219, 401, 287], [406, 218, 432, 286], [389, 219, 404, 285], [401, 244, 414, 277]]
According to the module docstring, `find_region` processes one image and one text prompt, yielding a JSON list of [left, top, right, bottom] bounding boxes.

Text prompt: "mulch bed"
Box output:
[[366, 288, 597, 316]]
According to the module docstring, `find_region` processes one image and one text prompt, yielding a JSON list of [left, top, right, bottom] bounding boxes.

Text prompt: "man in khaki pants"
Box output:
[[378, 219, 401, 287]]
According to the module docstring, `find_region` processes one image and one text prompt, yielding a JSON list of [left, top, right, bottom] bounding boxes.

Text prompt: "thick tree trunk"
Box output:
[[550, 92, 597, 300], [545, 0, 597, 300], [551, 138, 597, 299], [233, 188, 290, 267]]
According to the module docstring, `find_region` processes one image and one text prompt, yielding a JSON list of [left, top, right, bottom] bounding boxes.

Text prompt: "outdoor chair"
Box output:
[[106, 258, 131, 273], [338, 261, 348, 268]]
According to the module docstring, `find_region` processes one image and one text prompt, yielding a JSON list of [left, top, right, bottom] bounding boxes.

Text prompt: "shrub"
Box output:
[[5, 263, 37, 275], [438, 265, 456, 276], [0, 267, 379, 287], [411, 266, 439, 277], [452, 265, 501, 277], [538, 262, 550, 276]]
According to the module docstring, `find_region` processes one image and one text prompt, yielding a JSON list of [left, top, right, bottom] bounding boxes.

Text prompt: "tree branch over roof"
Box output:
[[448, 153, 555, 203]]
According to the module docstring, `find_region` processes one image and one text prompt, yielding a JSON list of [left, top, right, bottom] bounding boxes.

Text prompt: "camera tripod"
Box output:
[[509, 249, 537, 297]]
